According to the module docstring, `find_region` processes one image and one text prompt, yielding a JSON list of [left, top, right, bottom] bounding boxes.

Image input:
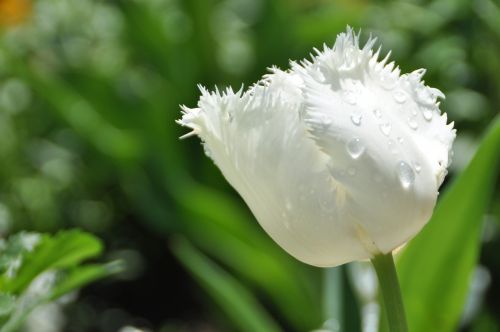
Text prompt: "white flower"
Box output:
[[177, 27, 455, 267]]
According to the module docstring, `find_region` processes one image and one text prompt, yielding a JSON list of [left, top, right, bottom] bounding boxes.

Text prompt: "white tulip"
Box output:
[[177, 27, 455, 267]]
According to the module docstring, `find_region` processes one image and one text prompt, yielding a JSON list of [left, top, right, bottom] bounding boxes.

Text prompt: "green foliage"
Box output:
[[0, 230, 120, 332], [397, 116, 500, 332], [0, 0, 498, 330], [171, 237, 281, 332]]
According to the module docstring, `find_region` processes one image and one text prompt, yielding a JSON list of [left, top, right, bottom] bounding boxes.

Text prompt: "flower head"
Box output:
[[178, 27, 455, 267]]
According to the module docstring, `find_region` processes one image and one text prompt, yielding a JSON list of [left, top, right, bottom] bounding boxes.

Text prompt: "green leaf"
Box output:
[[323, 267, 344, 329], [0, 230, 118, 332], [48, 261, 124, 301], [172, 180, 321, 330], [323, 266, 361, 332], [9, 60, 143, 163], [2, 230, 103, 294], [171, 237, 281, 332], [397, 116, 500, 332], [48, 230, 103, 269], [0, 294, 16, 317], [0, 233, 43, 277]]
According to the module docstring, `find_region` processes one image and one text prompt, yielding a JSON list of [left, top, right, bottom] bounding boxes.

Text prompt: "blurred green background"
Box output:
[[0, 0, 499, 331]]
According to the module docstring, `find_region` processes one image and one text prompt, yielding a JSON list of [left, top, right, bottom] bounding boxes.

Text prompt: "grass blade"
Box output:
[[397, 116, 500, 332]]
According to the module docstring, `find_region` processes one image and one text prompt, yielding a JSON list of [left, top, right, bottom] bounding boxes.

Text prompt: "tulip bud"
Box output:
[[178, 27, 455, 267]]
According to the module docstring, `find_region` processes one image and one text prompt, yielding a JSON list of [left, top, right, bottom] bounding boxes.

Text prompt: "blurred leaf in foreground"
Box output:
[[0, 230, 121, 332], [396, 116, 500, 332], [171, 236, 281, 332]]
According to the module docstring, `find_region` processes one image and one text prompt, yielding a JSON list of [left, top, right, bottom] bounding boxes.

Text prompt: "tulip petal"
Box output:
[[293, 27, 455, 256], [178, 27, 455, 267]]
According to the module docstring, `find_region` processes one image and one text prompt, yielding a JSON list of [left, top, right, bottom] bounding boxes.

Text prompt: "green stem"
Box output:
[[371, 252, 408, 332], [323, 266, 343, 331]]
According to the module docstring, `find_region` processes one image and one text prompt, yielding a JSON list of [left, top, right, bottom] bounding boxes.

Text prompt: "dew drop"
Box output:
[[397, 161, 415, 189], [388, 139, 398, 154], [320, 116, 332, 130], [380, 73, 397, 90], [413, 161, 422, 173], [326, 160, 336, 175], [379, 122, 392, 136], [416, 87, 434, 105], [344, 90, 357, 105], [393, 90, 407, 103], [407, 117, 419, 130], [283, 219, 291, 229], [350, 113, 362, 126], [422, 108, 433, 121], [319, 200, 334, 213], [346, 138, 365, 159], [347, 167, 357, 176], [373, 108, 382, 119], [397, 136, 404, 144], [318, 191, 336, 213]]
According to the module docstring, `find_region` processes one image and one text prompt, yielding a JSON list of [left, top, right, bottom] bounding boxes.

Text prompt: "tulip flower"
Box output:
[[178, 27, 455, 331]]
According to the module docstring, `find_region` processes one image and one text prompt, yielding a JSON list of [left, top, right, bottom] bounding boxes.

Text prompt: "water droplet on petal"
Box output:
[[347, 167, 356, 176], [318, 190, 336, 213], [379, 122, 392, 136], [297, 185, 307, 201], [422, 108, 433, 121], [326, 160, 336, 175], [346, 138, 365, 159], [397, 161, 415, 189], [380, 73, 397, 90], [373, 108, 382, 119], [393, 90, 407, 103], [320, 116, 332, 130], [413, 161, 422, 173], [344, 90, 357, 105], [407, 117, 419, 130], [350, 113, 362, 126], [388, 139, 398, 154], [397, 136, 404, 144], [283, 219, 291, 229], [416, 87, 434, 105]]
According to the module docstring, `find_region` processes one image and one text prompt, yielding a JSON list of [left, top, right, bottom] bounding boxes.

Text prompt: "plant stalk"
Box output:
[[371, 252, 408, 332], [323, 266, 343, 330]]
